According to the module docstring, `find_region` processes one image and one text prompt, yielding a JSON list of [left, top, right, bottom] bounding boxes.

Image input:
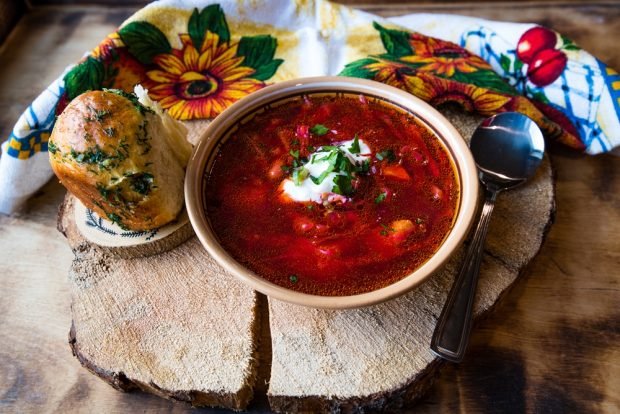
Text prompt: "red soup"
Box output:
[[206, 94, 459, 296]]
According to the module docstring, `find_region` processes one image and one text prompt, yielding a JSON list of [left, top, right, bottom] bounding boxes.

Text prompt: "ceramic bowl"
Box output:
[[185, 76, 479, 309]]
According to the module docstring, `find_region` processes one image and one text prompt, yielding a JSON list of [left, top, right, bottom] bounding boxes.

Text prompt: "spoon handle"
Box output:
[[430, 189, 497, 362]]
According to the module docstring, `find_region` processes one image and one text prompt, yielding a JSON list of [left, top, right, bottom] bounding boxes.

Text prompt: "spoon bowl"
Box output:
[[431, 112, 545, 362], [471, 112, 545, 189]]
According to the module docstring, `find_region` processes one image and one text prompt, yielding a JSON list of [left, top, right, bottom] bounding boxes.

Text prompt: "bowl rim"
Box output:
[[185, 76, 479, 309]]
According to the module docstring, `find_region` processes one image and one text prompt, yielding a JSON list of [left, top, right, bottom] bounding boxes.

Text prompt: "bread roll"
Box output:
[[49, 87, 192, 231]]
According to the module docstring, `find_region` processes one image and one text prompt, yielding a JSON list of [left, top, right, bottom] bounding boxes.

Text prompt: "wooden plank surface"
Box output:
[[0, 0, 25, 45], [0, 2, 618, 413]]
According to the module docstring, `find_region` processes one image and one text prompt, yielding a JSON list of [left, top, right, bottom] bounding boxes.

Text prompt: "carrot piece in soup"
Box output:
[[382, 165, 411, 180]]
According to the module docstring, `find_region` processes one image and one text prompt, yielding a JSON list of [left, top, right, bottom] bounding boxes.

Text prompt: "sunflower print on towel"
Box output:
[[59, 5, 283, 121], [340, 23, 584, 150]]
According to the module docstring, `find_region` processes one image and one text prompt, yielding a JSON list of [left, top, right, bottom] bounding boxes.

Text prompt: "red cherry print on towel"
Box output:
[[527, 49, 568, 86], [516, 26, 557, 64]]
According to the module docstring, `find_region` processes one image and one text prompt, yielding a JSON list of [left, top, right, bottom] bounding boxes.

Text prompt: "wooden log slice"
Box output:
[[59, 109, 555, 412], [60, 195, 262, 410], [266, 108, 555, 412]]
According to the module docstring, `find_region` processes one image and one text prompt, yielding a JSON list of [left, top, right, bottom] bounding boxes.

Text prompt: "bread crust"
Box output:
[[49, 90, 186, 230]]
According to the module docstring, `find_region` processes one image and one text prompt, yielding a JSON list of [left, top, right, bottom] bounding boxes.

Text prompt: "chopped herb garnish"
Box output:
[[104, 127, 116, 137], [290, 149, 300, 159], [332, 175, 354, 196], [292, 168, 309, 186], [307, 145, 316, 153], [306, 204, 314, 210], [103, 88, 154, 115], [70, 145, 124, 170], [416, 217, 424, 224], [48, 141, 58, 155], [310, 124, 329, 136], [376, 149, 397, 162], [96, 182, 110, 199], [289, 139, 371, 197], [94, 110, 109, 121], [281, 165, 291, 173], [117, 138, 129, 155], [129, 172, 154, 195], [348, 134, 361, 154], [291, 139, 299, 146], [356, 159, 370, 174], [96, 182, 126, 205], [84, 105, 110, 122], [106, 212, 128, 230], [137, 120, 152, 155], [379, 223, 395, 236], [289, 274, 299, 284], [375, 192, 387, 204], [310, 169, 331, 185], [305, 144, 360, 194]]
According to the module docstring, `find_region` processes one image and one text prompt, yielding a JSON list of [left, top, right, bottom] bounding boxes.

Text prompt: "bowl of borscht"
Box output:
[[185, 77, 479, 309]]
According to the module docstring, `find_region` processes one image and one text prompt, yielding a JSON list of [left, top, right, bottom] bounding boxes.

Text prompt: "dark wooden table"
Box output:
[[0, 1, 618, 412]]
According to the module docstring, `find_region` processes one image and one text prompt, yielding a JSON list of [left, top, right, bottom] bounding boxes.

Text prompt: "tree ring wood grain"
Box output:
[[64, 232, 262, 410]]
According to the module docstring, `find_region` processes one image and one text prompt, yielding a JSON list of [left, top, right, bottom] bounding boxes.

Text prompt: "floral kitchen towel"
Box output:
[[389, 13, 619, 155], [1, 0, 619, 214]]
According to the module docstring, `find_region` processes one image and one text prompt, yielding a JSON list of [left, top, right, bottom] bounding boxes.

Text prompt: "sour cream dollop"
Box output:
[[282, 138, 371, 203]]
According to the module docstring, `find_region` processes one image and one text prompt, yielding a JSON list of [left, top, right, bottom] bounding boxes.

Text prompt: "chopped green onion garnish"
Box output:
[[356, 160, 370, 173], [332, 175, 353, 195], [379, 223, 395, 236], [48, 141, 58, 154], [310, 169, 331, 185], [310, 124, 329, 136], [376, 149, 397, 162], [292, 168, 309, 186], [349, 134, 361, 154]]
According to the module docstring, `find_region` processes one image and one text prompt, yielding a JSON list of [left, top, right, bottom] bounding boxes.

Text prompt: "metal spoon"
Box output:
[[430, 112, 545, 363]]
